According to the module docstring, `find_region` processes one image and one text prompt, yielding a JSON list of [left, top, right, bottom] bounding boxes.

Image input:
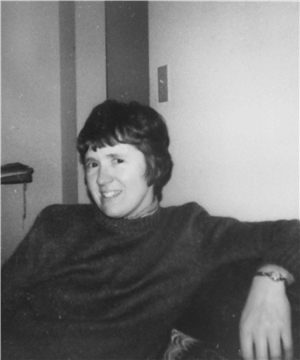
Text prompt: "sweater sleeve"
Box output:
[[1, 205, 64, 324], [191, 205, 300, 282], [259, 219, 300, 279]]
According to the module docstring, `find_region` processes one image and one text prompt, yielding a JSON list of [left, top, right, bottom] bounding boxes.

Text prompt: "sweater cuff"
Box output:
[[262, 245, 299, 284]]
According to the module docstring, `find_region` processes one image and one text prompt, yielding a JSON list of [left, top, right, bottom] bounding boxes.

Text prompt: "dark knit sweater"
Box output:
[[2, 202, 299, 360]]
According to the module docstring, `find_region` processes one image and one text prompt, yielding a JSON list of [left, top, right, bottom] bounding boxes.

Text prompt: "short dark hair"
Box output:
[[77, 100, 173, 201]]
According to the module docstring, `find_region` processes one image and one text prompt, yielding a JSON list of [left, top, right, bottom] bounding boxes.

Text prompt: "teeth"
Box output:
[[102, 191, 120, 198]]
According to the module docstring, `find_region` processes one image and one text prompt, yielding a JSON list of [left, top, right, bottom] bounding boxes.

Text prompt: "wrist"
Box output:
[[250, 275, 287, 302], [256, 264, 294, 286]]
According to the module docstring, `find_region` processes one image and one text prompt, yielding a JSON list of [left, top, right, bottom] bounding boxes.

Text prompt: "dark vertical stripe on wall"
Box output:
[[59, 2, 78, 204], [105, 1, 149, 105]]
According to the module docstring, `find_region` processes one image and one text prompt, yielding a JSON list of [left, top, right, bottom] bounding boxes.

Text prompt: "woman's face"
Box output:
[[85, 143, 155, 219]]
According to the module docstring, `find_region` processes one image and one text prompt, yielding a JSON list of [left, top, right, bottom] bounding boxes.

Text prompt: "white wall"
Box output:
[[1, 2, 62, 262], [149, 2, 299, 221]]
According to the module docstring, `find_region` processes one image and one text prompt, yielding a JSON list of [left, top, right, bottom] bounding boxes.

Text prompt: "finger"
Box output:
[[254, 334, 268, 360], [268, 334, 282, 360], [281, 331, 293, 360], [240, 332, 254, 360]]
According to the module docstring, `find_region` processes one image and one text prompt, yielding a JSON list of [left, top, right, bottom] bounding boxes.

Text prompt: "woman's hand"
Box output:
[[239, 273, 293, 360]]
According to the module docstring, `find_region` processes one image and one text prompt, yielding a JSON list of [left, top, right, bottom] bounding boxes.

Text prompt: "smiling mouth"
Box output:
[[101, 190, 122, 199]]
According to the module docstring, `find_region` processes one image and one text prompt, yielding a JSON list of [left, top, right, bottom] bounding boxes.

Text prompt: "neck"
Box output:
[[126, 197, 159, 220]]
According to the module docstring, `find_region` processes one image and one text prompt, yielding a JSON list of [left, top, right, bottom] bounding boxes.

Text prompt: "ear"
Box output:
[[145, 155, 158, 187]]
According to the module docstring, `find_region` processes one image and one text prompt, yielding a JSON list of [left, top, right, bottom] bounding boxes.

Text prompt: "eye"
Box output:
[[113, 158, 124, 164], [85, 161, 98, 170]]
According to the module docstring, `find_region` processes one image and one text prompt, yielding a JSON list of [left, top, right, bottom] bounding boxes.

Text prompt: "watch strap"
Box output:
[[255, 271, 288, 284]]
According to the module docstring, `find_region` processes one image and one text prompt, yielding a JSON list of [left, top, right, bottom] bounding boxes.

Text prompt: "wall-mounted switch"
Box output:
[[158, 65, 168, 102]]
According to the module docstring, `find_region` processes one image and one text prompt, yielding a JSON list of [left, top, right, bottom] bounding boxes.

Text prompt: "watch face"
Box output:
[[273, 273, 286, 282], [271, 272, 281, 281]]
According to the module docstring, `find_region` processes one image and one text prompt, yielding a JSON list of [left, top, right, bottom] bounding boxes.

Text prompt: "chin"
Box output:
[[100, 207, 127, 219]]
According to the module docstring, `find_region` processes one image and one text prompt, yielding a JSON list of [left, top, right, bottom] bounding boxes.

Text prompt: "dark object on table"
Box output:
[[1, 163, 34, 185]]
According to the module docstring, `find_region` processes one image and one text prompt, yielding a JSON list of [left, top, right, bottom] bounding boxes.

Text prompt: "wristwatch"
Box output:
[[255, 270, 288, 284]]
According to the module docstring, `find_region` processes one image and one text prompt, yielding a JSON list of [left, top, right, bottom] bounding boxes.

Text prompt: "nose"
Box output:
[[97, 167, 113, 186]]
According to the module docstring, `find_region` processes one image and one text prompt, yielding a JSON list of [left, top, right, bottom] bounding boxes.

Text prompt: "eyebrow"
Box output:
[[84, 152, 126, 163], [84, 157, 97, 163]]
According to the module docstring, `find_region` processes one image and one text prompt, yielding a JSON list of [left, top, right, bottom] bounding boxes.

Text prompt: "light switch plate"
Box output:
[[158, 65, 168, 102]]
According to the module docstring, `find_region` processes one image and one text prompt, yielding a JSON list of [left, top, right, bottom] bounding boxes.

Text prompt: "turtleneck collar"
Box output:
[[93, 202, 162, 234], [125, 197, 159, 220]]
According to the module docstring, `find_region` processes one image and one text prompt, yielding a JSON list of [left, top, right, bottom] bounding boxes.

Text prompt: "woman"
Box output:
[[2, 100, 299, 360]]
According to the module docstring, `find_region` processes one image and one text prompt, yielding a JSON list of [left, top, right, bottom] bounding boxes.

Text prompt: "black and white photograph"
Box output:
[[1, 1, 299, 359]]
